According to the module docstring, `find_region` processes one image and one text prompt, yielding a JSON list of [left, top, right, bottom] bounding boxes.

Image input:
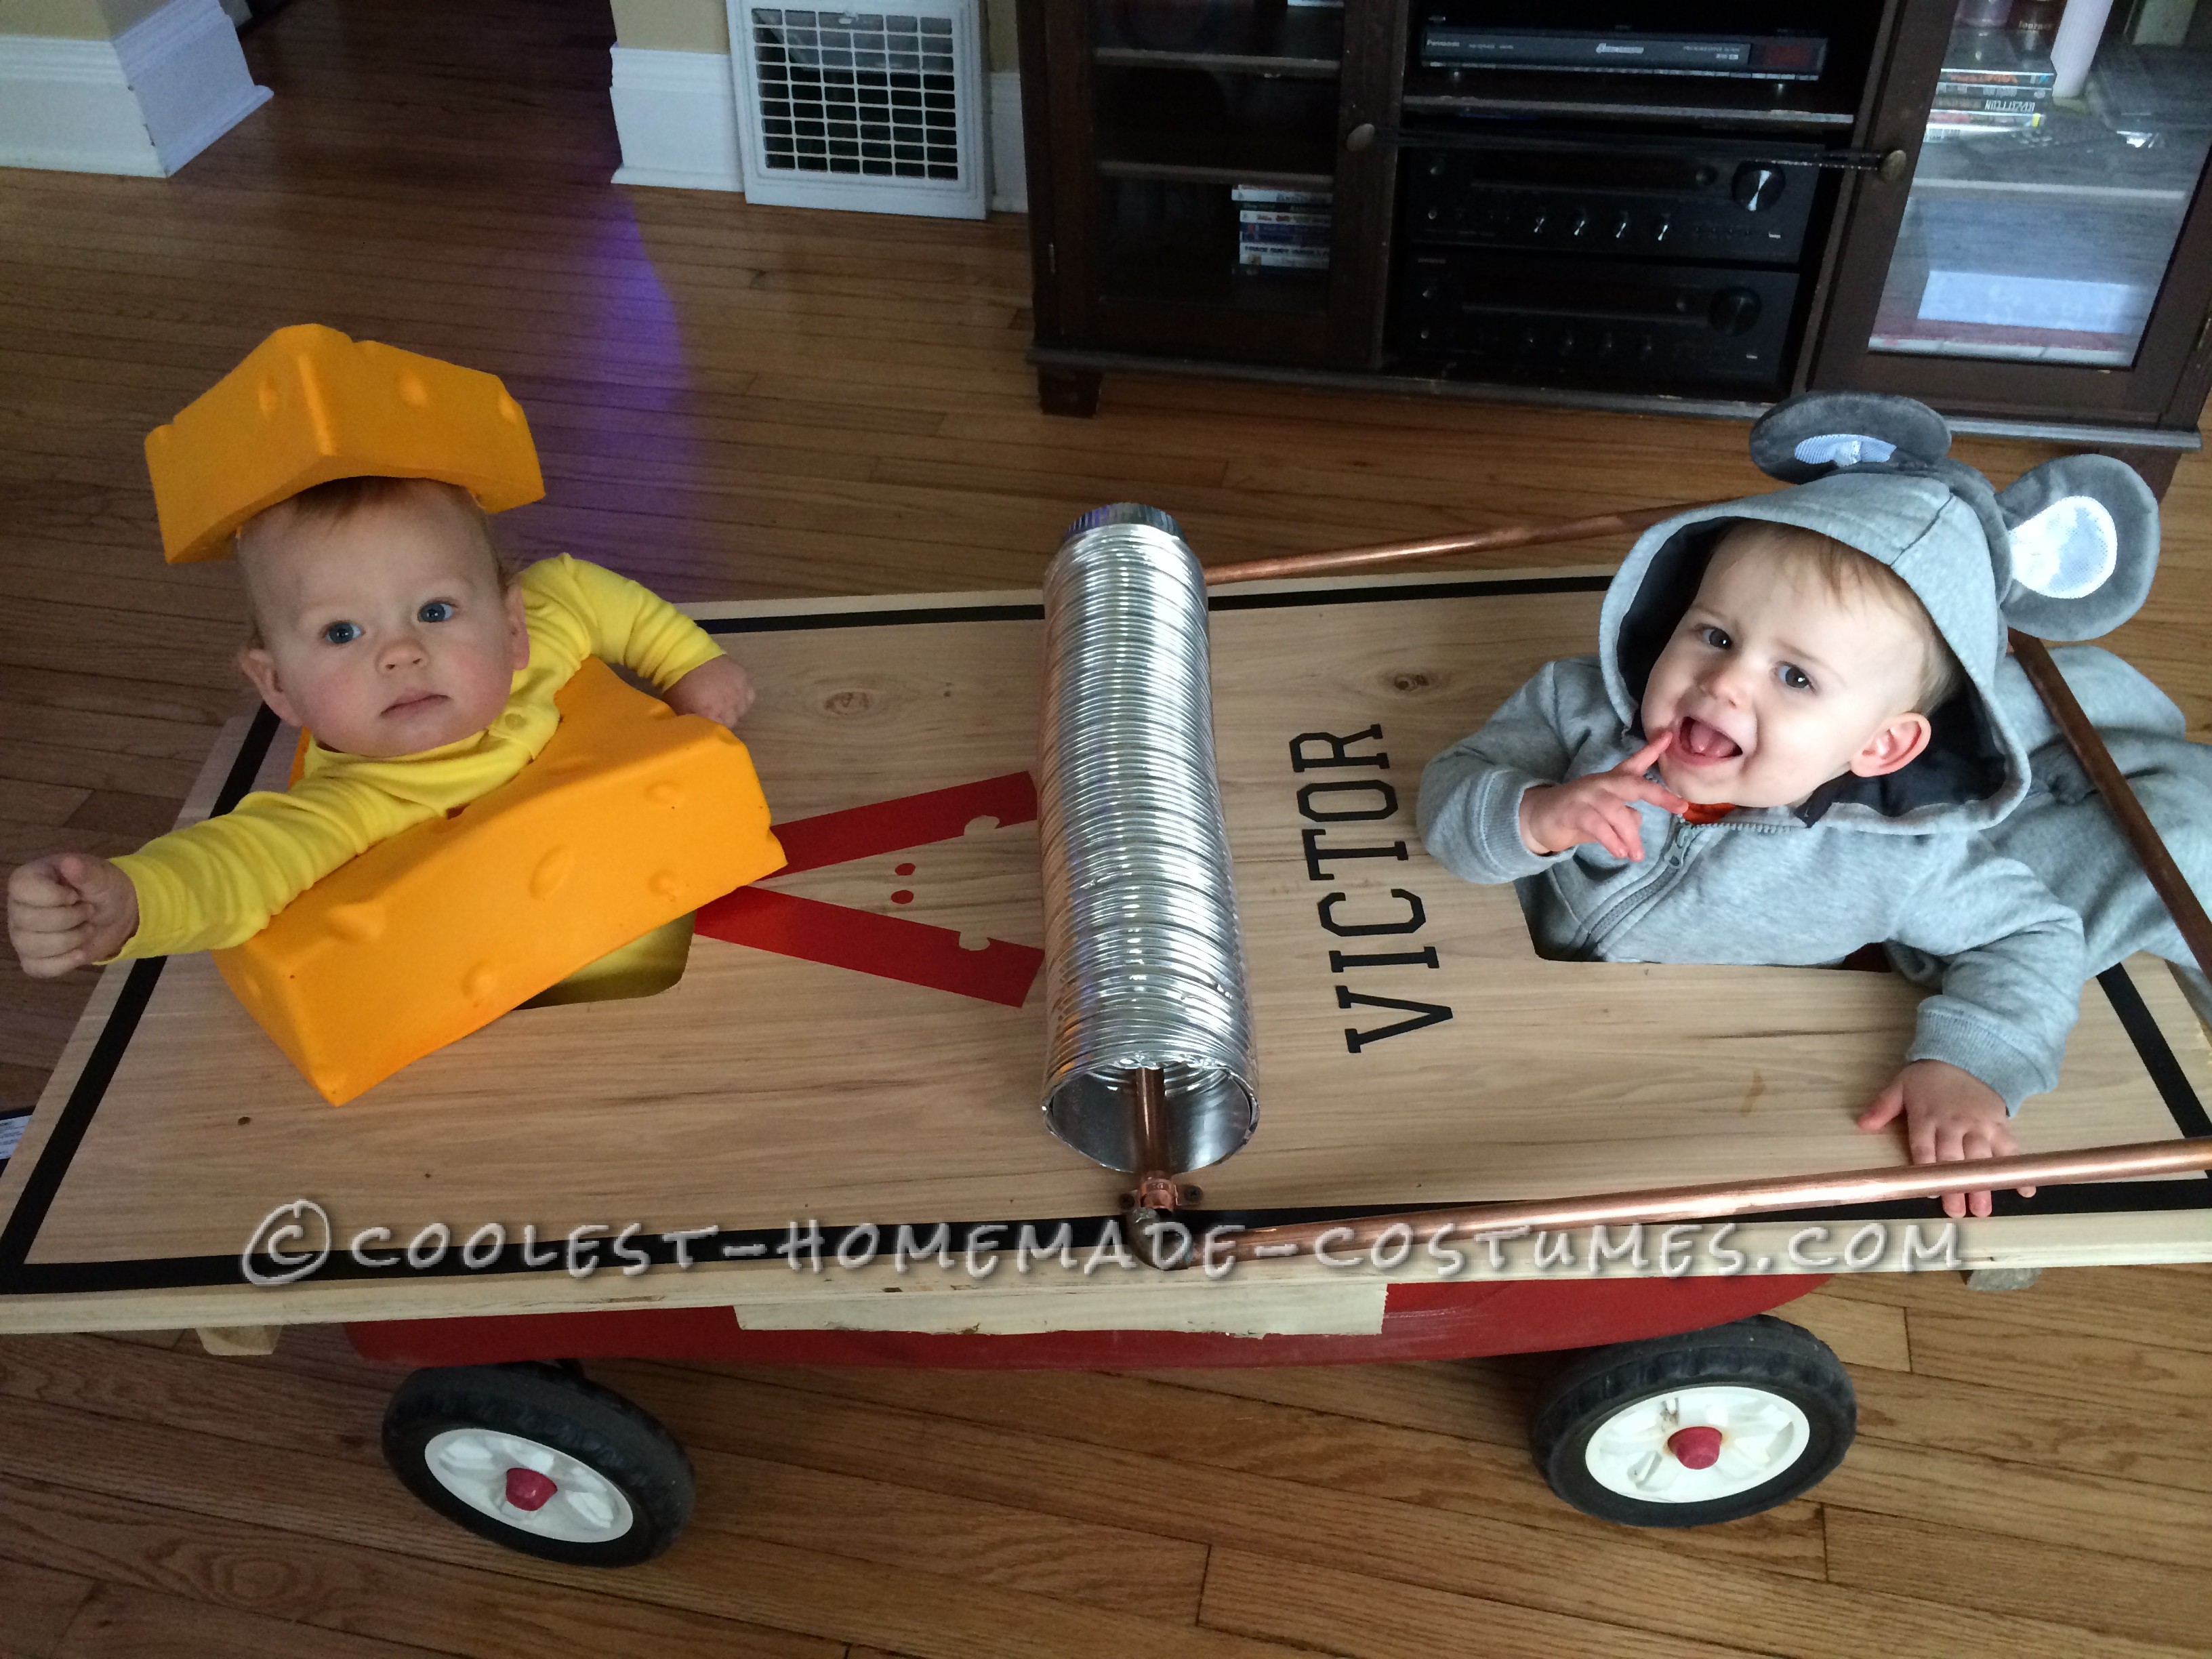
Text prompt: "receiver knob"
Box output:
[[1731, 163, 1786, 212], [1708, 287, 1763, 335]]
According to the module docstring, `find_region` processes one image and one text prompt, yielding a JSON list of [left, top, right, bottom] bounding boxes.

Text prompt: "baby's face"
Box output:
[[1640, 538, 1931, 809], [237, 487, 527, 758]]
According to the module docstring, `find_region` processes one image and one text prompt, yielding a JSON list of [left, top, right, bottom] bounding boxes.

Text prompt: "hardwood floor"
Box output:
[[4, 1, 2212, 1654]]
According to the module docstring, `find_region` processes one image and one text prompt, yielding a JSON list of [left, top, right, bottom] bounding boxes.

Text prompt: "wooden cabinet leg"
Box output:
[[1038, 367, 1101, 417]]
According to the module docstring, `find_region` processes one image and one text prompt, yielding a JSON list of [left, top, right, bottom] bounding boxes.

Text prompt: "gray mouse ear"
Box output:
[[1748, 392, 1952, 482], [1993, 455, 2159, 640]]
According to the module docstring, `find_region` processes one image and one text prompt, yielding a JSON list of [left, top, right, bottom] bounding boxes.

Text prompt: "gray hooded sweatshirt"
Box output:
[[1416, 468, 2089, 1113]]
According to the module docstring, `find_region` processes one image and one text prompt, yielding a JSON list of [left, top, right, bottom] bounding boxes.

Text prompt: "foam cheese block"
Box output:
[[145, 323, 546, 564], [213, 659, 785, 1104]]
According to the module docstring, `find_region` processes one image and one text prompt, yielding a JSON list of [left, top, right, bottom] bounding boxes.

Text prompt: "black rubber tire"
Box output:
[[1530, 1315, 1856, 1528], [382, 1362, 695, 1565]]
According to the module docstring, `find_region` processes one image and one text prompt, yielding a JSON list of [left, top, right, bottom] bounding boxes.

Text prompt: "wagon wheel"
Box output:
[[382, 1361, 694, 1565], [1530, 1315, 1856, 1528]]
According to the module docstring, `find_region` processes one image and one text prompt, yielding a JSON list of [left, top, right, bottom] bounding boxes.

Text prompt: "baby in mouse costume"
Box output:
[[1418, 390, 2208, 1216]]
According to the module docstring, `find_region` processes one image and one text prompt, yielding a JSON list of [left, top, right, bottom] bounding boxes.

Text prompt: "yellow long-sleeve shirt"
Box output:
[[112, 554, 726, 959]]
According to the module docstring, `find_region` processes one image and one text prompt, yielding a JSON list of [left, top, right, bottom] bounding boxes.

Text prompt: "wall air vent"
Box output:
[[729, 0, 987, 218]]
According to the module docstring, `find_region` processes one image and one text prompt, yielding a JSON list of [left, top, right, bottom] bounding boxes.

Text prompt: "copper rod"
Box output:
[[2010, 629, 2212, 979], [1229, 1137, 2212, 1259], [1130, 1067, 1179, 1211], [1199, 501, 1704, 587]]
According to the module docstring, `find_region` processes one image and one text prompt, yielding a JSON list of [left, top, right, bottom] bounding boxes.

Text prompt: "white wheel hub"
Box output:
[[1583, 1383, 1811, 1504], [422, 1427, 635, 1543]]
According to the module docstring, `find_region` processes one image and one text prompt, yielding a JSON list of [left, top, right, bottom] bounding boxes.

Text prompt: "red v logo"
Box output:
[[694, 773, 1045, 1008]]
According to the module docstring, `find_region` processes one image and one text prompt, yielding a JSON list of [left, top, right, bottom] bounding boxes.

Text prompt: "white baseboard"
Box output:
[[0, 0, 268, 177], [118, 0, 271, 173], [610, 45, 743, 192], [989, 69, 1024, 213]]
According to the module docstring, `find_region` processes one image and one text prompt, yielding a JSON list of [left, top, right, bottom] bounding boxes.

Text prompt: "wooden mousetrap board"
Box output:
[[2, 569, 2208, 1338]]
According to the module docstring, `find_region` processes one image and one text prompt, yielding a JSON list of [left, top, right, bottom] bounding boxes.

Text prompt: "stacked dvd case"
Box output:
[[1235, 186, 1331, 272], [1927, 30, 2054, 136]]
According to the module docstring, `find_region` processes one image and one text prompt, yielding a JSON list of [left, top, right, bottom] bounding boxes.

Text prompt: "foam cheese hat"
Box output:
[[144, 324, 546, 564]]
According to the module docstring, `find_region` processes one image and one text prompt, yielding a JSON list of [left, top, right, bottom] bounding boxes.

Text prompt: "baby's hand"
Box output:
[[7, 853, 139, 977], [1856, 1059, 2036, 1221], [1519, 731, 1689, 860], [665, 655, 755, 729]]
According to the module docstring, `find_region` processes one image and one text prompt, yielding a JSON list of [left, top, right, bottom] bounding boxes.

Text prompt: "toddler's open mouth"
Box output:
[[1673, 714, 1742, 764]]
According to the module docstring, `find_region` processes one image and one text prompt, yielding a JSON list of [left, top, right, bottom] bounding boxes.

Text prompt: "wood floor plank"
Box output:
[[698, 1450, 1213, 1618], [0, 554, 249, 628], [1905, 1311, 2212, 1423], [0, 1333, 394, 1467], [1853, 1364, 2212, 1496], [85, 1328, 186, 1350], [644, 1361, 1830, 1580], [1767, 1288, 1912, 1372], [2, 1057, 68, 1111], [51, 1580, 450, 1659], [0, 1473, 841, 1659], [0, 588, 243, 691], [1822, 1263, 2212, 1355], [0, 729, 208, 800], [602, 1366, 2020, 1659], [1200, 1546, 1763, 1659], [0, 1394, 1315, 1659], [0, 820, 148, 873], [0, 1335, 1208, 1622], [0, 701, 230, 777], [0, 989, 102, 1071], [1815, 1437, 2212, 1570], [0, 1554, 96, 1659], [0, 780, 93, 829], [64, 792, 193, 841], [1822, 1508, 2212, 1651], [1128, 1357, 1541, 1448]]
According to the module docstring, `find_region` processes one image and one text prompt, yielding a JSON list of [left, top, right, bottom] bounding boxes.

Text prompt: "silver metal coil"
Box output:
[[1038, 504, 1257, 1174]]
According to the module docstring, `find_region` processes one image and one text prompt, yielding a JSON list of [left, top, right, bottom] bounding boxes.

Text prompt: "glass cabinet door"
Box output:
[[1875, 9, 2212, 365], [1030, 0, 1399, 367], [1811, 0, 2212, 424]]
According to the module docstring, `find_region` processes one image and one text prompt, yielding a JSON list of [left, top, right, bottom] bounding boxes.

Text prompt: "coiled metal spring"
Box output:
[[1038, 504, 1257, 1174]]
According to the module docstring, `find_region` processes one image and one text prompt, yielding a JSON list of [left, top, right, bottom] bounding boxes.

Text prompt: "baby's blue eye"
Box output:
[[321, 621, 361, 645], [1778, 663, 1814, 692], [418, 600, 455, 623]]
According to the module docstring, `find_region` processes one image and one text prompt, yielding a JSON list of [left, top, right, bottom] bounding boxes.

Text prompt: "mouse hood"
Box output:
[[1597, 390, 2159, 834]]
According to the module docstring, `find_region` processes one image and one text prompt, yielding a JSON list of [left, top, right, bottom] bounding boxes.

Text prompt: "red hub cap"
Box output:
[[504, 1467, 558, 1511], [1667, 1426, 1723, 1470]]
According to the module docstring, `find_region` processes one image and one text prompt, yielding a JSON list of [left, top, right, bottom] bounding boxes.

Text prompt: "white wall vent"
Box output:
[[728, 0, 987, 219]]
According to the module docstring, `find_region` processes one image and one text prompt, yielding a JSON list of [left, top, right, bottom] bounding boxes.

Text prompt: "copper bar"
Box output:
[[1130, 1067, 1179, 1212], [1229, 1137, 2212, 1259], [2010, 629, 2212, 979], [1200, 501, 1704, 587]]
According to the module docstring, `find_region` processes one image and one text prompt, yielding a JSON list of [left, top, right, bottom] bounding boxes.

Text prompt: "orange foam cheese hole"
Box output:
[[144, 324, 545, 564], [214, 658, 785, 1104]]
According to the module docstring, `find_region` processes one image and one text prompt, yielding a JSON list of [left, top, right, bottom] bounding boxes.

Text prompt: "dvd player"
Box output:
[[1422, 26, 1828, 80]]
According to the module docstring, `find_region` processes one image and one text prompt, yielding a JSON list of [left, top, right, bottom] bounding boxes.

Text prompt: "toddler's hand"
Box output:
[[665, 655, 755, 729], [1856, 1059, 2036, 1221], [1519, 731, 1689, 860], [7, 853, 139, 977]]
